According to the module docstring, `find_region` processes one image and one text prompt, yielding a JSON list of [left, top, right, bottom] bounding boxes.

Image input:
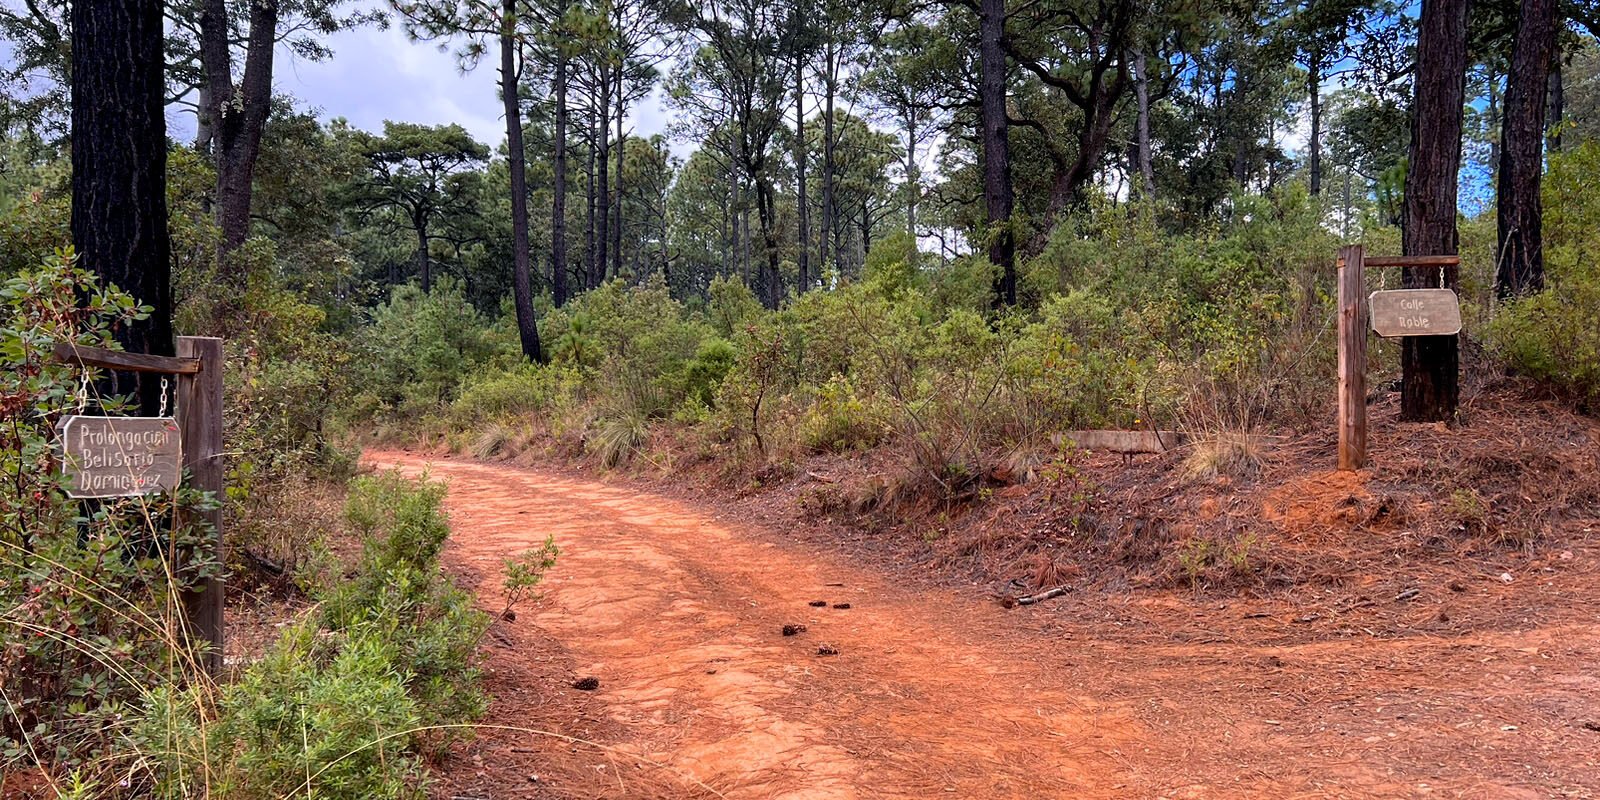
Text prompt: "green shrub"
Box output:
[[1486, 141, 1600, 407], [132, 470, 490, 797], [588, 413, 650, 468], [356, 280, 507, 415], [1487, 267, 1600, 407], [501, 536, 560, 618], [137, 621, 426, 800], [452, 364, 584, 425], [682, 337, 736, 407], [0, 252, 218, 787], [798, 375, 885, 453], [556, 278, 714, 419], [323, 472, 489, 748], [706, 275, 764, 338]]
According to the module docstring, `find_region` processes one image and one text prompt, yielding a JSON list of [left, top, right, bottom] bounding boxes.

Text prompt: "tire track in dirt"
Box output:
[[368, 452, 1599, 799], [373, 452, 1170, 799]]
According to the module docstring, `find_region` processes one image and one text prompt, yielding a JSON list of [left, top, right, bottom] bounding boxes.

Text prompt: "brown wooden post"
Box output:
[[1336, 245, 1367, 471], [177, 336, 224, 675]]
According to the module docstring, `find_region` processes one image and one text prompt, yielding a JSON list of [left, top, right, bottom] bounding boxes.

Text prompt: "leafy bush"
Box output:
[[452, 364, 584, 426], [356, 280, 509, 415], [798, 375, 885, 453], [1487, 265, 1600, 407], [138, 622, 426, 800], [0, 252, 220, 789], [1486, 142, 1600, 408], [136, 471, 490, 797], [681, 337, 736, 408], [501, 536, 560, 619], [323, 471, 489, 741]]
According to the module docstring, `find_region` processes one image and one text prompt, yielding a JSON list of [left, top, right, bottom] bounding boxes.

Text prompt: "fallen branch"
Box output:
[[1001, 585, 1072, 608]]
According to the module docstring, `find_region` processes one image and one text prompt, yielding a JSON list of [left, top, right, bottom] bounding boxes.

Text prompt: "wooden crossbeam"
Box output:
[[52, 342, 201, 375], [1361, 255, 1460, 269]]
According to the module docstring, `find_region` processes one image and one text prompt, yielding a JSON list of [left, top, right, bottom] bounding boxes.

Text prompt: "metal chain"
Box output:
[[158, 377, 170, 418], [76, 369, 90, 414]]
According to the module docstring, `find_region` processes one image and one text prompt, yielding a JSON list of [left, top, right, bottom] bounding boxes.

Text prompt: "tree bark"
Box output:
[[612, 59, 625, 281], [794, 55, 810, 294], [552, 52, 570, 306], [1308, 53, 1323, 196], [906, 111, 919, 235], [585, 100, 598, 289], [978, 0, 1015, 307], [756, 176, 781, 309], [1400, 0, 1469, 422], [502, 0, 543, 363], [1496, 0, 1558, 299], [71, 0, 174, 414], [415, 218, 432, 292], [1134, 48, 1156, 199], [822, 39, 838, 275], [200, 0, 279, 260], [595, 64, 612, 289], [1546, 47, 1563, 152]]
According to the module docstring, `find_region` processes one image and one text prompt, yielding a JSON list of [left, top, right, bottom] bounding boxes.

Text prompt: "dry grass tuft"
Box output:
[[1180, 434, 1264, 483], [472, 424, 512, 460]]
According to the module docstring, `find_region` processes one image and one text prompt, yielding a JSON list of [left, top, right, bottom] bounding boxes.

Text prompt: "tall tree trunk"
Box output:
[[1307, 53, 1323, 196], [612, 61, 625, 281], [1486, 65, 1502, 180], [1400, 0, 1469, 422], [860, 197, 871, 257], [794, 57, 811, 294], [1496, 0, 1558, 299], [501, 1, 543, 363], [552, 52, 570, 306], [756, 176, 781, 309], [194, 82, 214, 154], [200, 0, 278, 260], [71, 0, 173, 414], [906, 110, 919, 235], [822, 39, 837, 275], [595, 65, 612, 288], [1546, 49, 1563, 152], [585, 104, 598, 289], [1134, 48, 1156, 199], [720, 177, 733, 278], [415, 220, 431, 292], [978, 0, 1015, 307]]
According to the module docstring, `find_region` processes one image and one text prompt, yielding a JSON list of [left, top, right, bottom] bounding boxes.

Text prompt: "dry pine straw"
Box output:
[[779, 385, 1600, 603]]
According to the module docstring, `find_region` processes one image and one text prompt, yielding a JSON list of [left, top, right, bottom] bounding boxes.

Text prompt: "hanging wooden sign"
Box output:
[[55, 415, 182, 498], [1368, 289, 1462, 338]]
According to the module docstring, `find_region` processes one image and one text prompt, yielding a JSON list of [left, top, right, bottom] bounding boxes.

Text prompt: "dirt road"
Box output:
[[368, 452, 1600, 800]]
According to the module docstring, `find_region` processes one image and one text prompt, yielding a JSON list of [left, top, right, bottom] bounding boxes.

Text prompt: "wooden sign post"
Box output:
[[1333, 248, 1461, 472], [1336, 245, 1367, 471], [53, 336, 225, 675]]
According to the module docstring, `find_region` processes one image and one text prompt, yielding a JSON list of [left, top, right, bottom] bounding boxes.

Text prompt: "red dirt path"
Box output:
[[367, 451, 1600, 800]]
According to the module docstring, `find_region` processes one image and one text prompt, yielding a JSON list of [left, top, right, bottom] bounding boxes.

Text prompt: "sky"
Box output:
[[165, 22, 682, 155]]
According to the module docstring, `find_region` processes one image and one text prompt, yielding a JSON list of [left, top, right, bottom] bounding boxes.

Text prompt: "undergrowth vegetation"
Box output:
[[0, 256, 497, 796], [139, 471, 487, 799], [350, 168, 1600, 518], [354, 187, 1351, 498]]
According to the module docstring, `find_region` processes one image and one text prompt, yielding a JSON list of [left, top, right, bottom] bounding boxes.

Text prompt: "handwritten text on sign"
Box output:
[[1368, 289, 1463, 338], [55, 416, 181, 498]]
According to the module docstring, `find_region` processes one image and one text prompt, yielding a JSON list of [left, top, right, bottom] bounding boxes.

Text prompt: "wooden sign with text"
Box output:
[[55, 415, 182, 498], [1368, 289, 1462, 338]]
